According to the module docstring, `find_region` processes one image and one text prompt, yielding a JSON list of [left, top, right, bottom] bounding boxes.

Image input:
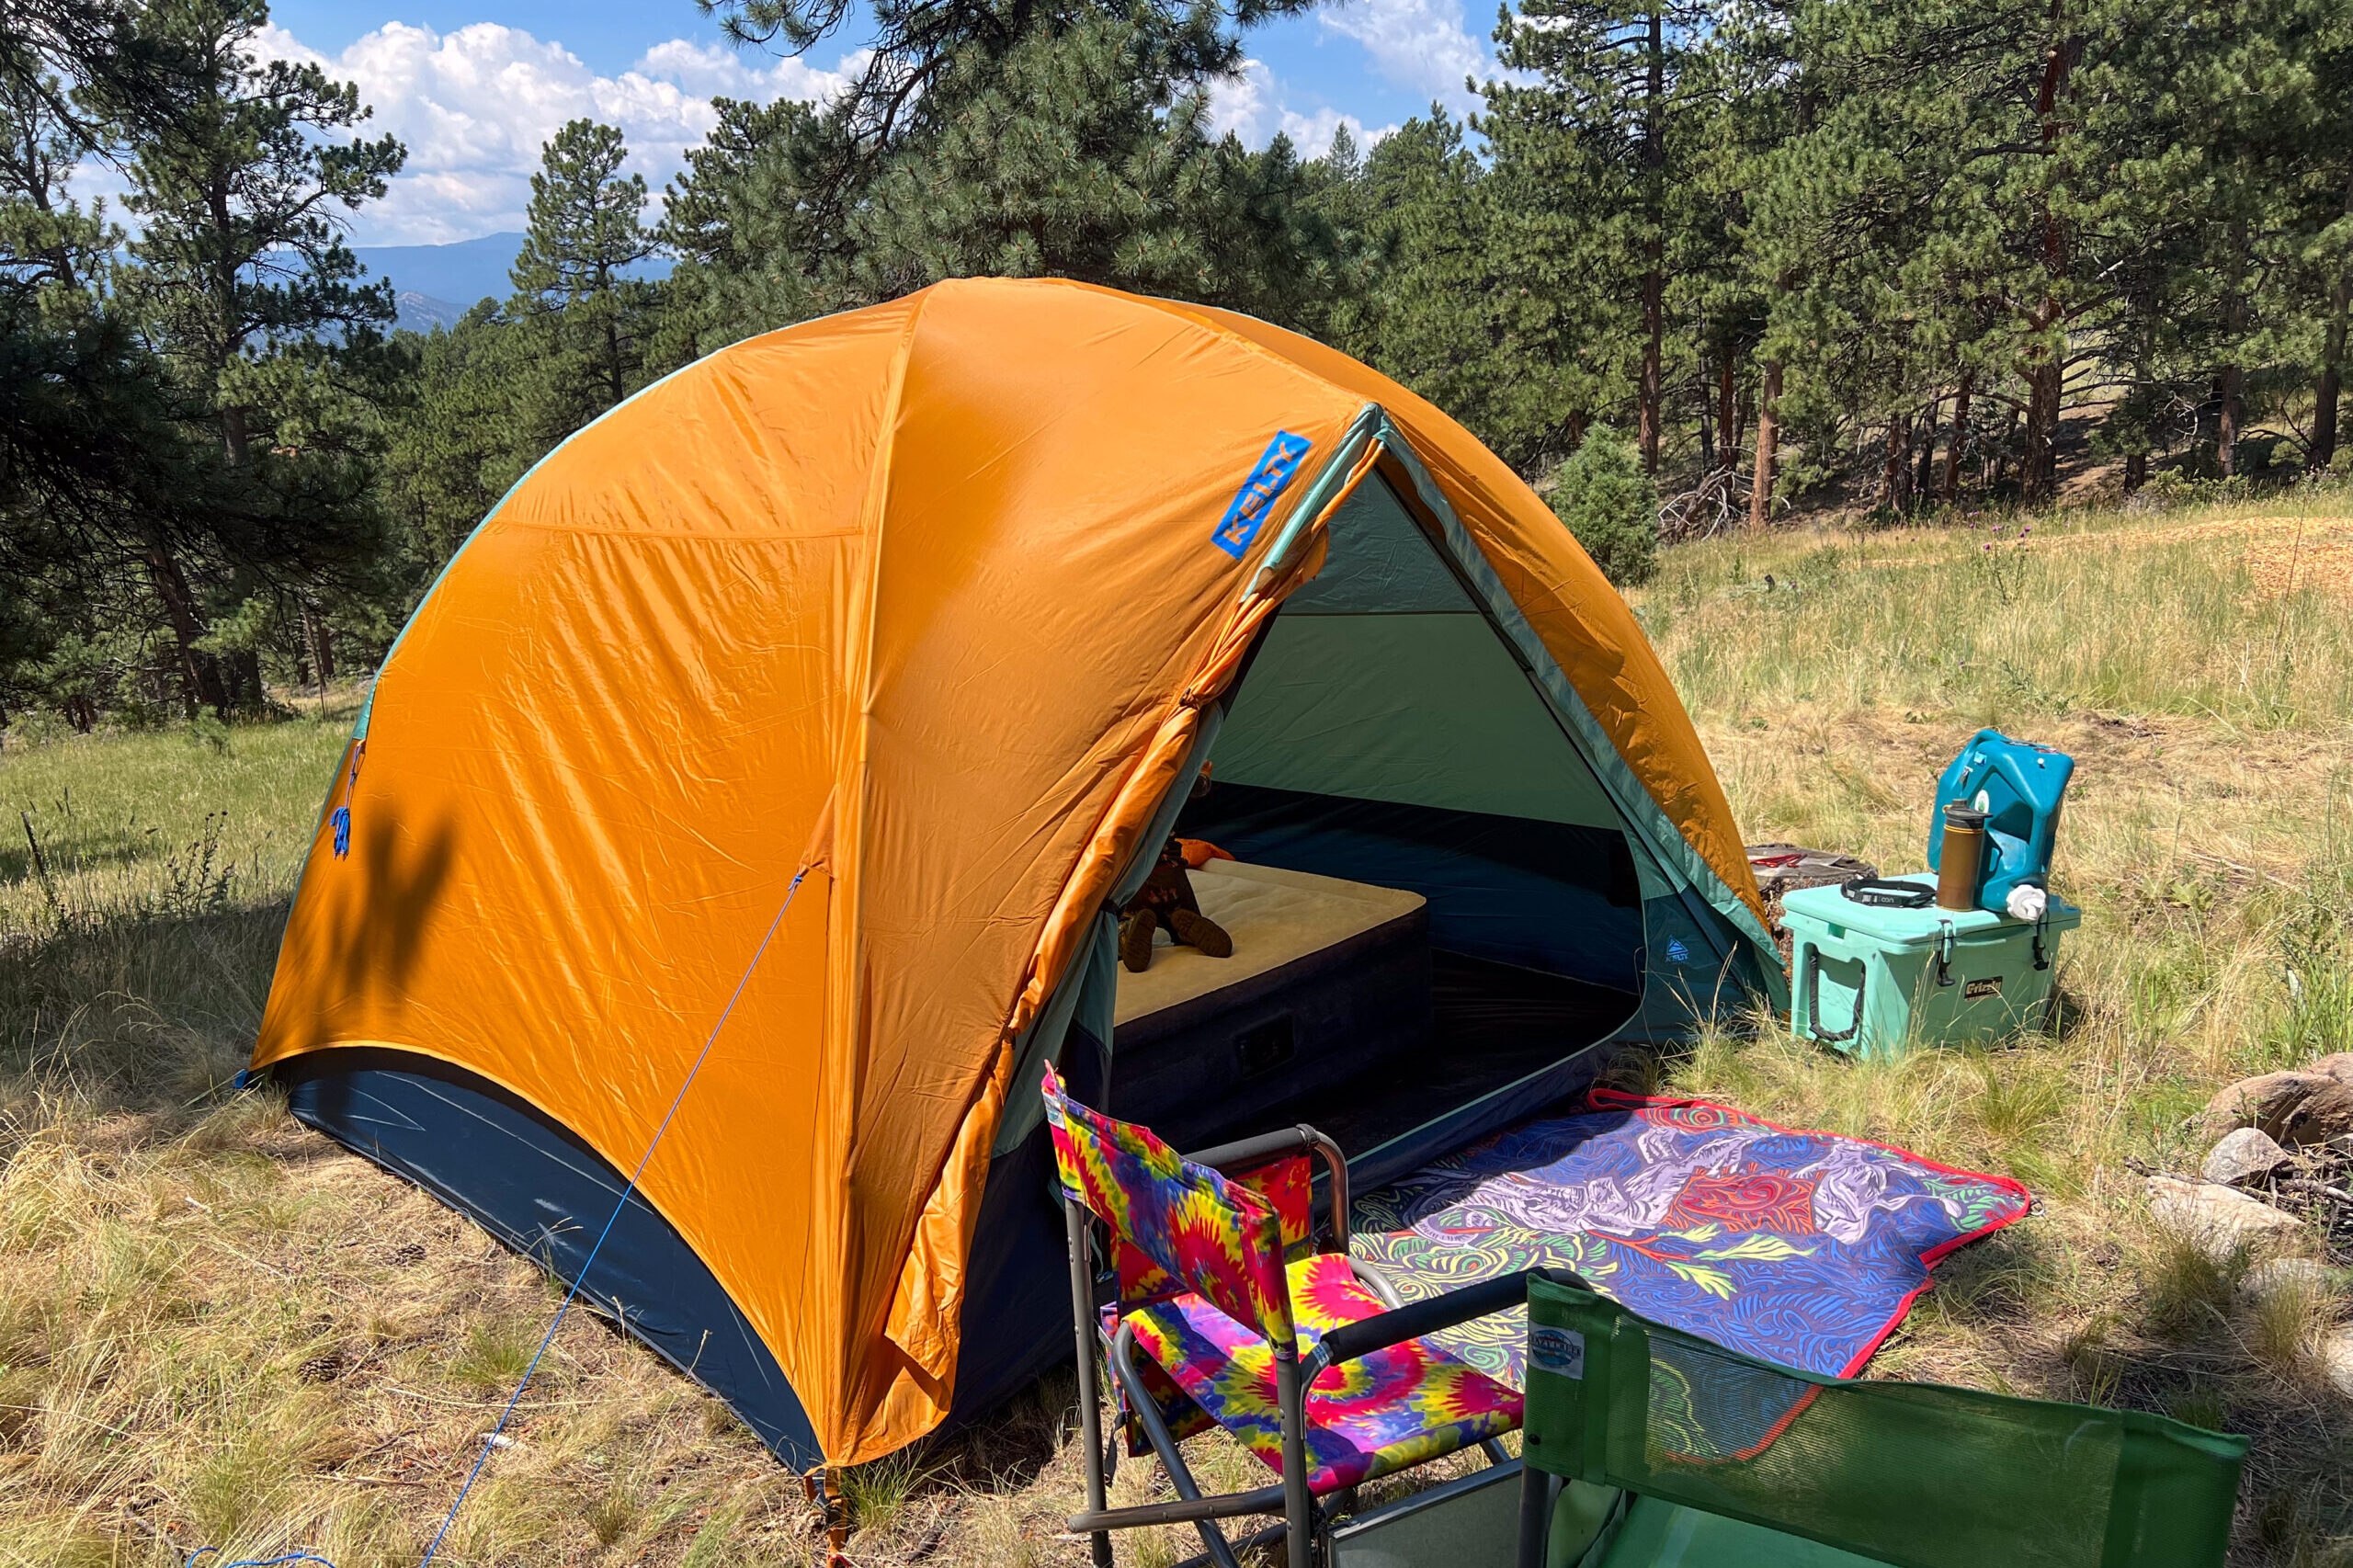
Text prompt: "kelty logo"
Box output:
[[1211, 431, 1313, 559]]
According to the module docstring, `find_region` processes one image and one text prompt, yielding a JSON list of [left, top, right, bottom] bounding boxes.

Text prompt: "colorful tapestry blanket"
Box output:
[[1352, 1089, 2030, 1385]]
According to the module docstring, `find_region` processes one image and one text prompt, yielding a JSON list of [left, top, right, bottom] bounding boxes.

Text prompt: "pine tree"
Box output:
[[652, 96, 834, 367], [510, 118, 659, 430], [111, 0, 403, 711], [841, 15, 1343, 329], [1329, 114, 1540, 461], [5, 0, 400, 718], [1547, 423, 1658, 584], [1483, 0, 1716, 475], [704, 0, 1317, 190]]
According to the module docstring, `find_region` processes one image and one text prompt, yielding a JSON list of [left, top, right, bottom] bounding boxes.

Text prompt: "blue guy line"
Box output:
[[176, 869, 809, 1568], [414, 868, 810, 1566]]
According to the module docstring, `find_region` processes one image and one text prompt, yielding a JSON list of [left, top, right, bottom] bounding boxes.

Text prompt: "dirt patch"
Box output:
[[2241, 519, 2353, 603], [1853, 513, 2353, 603]]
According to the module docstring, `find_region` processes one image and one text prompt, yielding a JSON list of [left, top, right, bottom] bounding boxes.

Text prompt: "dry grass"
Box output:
[[5, 491, 2353, 1565], [1631, 492, 2353, 1565]]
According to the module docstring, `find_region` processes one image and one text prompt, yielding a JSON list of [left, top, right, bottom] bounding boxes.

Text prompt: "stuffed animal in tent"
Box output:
[[1120, 837, 1234, 972], [1119, 767, 1235, 973]]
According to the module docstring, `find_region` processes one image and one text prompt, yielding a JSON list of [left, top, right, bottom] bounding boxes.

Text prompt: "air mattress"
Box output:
[[1108, 861, 1431, 1150]]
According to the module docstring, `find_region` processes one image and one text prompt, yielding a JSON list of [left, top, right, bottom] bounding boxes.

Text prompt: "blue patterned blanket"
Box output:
[[1352, 1089, 2029, 1384]]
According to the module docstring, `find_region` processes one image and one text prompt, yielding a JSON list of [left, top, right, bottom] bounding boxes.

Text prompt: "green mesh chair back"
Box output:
[[1520, 1274, 2246, 1568]]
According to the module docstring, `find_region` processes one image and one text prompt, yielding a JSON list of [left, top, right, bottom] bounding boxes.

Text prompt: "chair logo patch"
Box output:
[[1529, 1325, 1586, 1381], [1211, 431, 1313, 559]]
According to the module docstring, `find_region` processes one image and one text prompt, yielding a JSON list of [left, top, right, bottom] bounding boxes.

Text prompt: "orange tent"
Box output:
[[253, 278, 1778, 1469]]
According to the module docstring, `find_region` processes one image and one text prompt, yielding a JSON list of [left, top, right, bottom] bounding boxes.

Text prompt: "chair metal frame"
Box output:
[[1062, 1121, 1527, 1568]]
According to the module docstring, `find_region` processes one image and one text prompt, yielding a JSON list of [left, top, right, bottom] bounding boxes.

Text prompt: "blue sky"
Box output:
[[247, 0, 1496, 246]]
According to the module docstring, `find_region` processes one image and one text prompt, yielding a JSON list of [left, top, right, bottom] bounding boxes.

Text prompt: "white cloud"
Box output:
[[1275, 106, 1392, 160], [1206, 58, 1279, 144], [255, 22, 857, 245], [1318, 0, 1492, 112], [1209, 60, 1393, 160]]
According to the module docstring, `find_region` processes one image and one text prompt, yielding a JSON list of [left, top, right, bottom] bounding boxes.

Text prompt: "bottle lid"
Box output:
[[1943, 803, 1989, 827]]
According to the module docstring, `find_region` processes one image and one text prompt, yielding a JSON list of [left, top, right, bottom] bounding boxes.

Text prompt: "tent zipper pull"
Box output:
[[331, 740, 366, 859]]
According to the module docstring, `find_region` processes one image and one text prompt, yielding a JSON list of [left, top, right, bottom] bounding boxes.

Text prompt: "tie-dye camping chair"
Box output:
[[1043, 1063, 1529, 1568]]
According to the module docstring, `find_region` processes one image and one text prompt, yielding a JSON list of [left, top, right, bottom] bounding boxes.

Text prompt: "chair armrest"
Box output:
[[1304, 1268, 1546, 1380], [1187, 1123, 1352, 1245]]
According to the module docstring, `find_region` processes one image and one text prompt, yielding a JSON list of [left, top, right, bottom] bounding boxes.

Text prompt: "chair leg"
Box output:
[[1111, 1326, 1245, 1568], [1065, 1198, 1114, 1568], [1517, 1460, 1552, 1568], [1482, 1437, 1513, 1467], [1274, 1344, 1313, 1568]]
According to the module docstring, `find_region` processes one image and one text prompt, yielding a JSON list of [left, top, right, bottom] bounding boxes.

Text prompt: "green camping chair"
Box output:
[[1514, 1271, 2248, 1568]]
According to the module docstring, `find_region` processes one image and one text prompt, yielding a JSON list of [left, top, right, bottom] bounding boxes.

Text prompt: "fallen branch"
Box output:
[[2181, 848, 2300, 892]]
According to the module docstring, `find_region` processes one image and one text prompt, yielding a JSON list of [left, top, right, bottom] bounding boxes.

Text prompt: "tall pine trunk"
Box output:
[[1749, 358, 1783, 531], [1915, 398, 1941, 498], [1716, 350, 1740, 474], [2024, 360, 2062, 501], [2022, 0, 2075, 505], [301, 601, 336, 693], [2216, 241, 2247, 477], [1882, 415, 1914, 514], [145, 540, 228, 718], [2314, 286, 2348, 472], [1638, 6, 1665, 477], [1943, 372, 1973, 500], [2311, 174, 2353, 473], [2215, 366, 2243, 477]]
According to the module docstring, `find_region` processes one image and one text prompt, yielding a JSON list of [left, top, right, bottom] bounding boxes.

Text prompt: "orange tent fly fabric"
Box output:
[[254, 278, 1770, 1468]]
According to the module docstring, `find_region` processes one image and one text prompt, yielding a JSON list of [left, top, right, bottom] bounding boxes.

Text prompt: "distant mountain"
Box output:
[[355, 232, 673, 331], [392, 290, 469, 335], [354, 233, 523, 311]]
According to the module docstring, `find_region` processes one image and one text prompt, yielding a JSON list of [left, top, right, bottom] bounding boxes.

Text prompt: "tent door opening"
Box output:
[[1100, 464, 1648, 1171]]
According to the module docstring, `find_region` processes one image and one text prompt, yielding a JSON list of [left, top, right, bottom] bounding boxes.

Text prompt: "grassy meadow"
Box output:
[[3, 491, 2352, 1566]]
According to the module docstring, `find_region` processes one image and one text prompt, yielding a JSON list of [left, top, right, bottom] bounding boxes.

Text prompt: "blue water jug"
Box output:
[[1926, 730, 2073, 914]]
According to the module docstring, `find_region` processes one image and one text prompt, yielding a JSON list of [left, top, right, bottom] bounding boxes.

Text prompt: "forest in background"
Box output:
[[5, 0, 2352, 729]]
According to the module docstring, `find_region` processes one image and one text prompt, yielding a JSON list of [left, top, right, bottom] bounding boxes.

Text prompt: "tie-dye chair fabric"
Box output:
[[1043, 1063, 1294, 1340], [1099, 1152, 1317, 1455], [1043, 1065, 1522, 1496], [1127, 1251, 1522, 1492]]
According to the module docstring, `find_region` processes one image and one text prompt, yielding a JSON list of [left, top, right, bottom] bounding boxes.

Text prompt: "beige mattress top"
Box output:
[[1112, 860, 1427, 1027]]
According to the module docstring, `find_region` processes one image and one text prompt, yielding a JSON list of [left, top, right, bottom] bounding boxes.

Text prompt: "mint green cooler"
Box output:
[[1780, 873, 2080, 1057]]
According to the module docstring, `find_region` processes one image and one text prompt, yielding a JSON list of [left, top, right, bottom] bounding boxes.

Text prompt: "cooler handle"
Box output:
[[1802, 948, 1862, 1044]]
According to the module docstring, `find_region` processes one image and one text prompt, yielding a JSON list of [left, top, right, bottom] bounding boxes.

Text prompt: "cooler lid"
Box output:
[[1779, 872, 2080, 945]]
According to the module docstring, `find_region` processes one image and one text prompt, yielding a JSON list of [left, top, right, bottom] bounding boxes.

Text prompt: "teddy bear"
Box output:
[[1119, 835, 1234, 972]]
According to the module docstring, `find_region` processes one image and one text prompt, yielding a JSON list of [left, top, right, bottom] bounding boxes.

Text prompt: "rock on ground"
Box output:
[[2146, 1175, 2303, 1263], [2323, 1327, 2353, 1399], [2239, 1256, 2339, 1303], [2202, 1126, 2292, 1187], [2198, 1056, 2353, 1146]]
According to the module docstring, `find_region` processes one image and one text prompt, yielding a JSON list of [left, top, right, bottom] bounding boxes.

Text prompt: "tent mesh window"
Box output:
[[1520, 1275, 2246, 1568]]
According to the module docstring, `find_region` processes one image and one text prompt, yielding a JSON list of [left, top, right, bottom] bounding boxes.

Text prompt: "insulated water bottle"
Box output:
[[1936, 804, 1987, 912]]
